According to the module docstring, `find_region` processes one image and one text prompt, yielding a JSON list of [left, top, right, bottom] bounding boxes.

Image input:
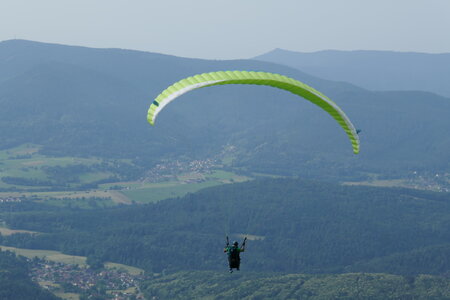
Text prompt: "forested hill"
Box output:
[[140, 271, 450, 300], [254, 48, 450, 98], [2, 178, 449, 275], [1, 40, 450, 178]]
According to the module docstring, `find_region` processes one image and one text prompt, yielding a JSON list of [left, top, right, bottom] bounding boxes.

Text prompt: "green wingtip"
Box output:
[[147, 115, 155, 126]]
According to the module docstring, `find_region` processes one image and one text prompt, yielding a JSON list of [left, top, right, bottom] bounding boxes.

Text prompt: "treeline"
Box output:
[[141, 271, 450, 300], [1, 179, 449, 275], [0, 250, 60, 300], [43, 160, 143, 183], [1, 176, 54, 187], [0, 178, 101, 191]]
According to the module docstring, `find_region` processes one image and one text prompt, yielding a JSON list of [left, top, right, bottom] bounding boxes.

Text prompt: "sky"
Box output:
[[1, 0, 449, 59]]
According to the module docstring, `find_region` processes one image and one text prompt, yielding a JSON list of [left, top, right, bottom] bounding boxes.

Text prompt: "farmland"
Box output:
[[0, 245, 143, 274], [0, 144, 250, 206]]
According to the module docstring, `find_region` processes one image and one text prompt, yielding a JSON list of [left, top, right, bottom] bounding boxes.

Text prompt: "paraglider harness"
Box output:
[[225, 236, 247, 272]]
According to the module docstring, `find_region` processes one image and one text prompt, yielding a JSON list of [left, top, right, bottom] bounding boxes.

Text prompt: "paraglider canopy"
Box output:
[[147, 70, 360, 154]]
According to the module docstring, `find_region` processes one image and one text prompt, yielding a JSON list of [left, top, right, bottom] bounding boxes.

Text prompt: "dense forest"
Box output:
[[140, 271, 450, 300], [0, 250, 60, 300], [1, 178, 449, 275]]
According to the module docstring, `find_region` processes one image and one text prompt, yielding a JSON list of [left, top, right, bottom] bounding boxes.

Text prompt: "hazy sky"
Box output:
[[1, 0, 449, 59]]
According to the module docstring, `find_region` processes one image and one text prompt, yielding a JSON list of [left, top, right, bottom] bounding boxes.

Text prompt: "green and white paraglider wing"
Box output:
[[147, 71, 360, 154]]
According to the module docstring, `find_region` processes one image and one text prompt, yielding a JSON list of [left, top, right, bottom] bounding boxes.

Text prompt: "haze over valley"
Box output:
[[0, 39, 449, 299]]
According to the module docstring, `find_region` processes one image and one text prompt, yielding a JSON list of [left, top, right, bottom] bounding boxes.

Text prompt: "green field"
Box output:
[[120, 170, 250, 203], [53, 291, 79, 300], [0, 226, 39, 236], [12, 144, 441, 206], [0, 169, 250, 206], [121, 181, 220, 203], [0, 245, 87, 265], [0, 144, 104, 189], [0, 144, 254, 205]]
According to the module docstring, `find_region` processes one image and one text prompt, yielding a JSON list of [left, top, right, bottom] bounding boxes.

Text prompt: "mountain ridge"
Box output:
[[1, 40, 449, 179], [254, 48, 450, 97]]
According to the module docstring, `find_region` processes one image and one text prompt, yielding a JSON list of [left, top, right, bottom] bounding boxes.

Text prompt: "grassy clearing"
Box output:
[[251, 172, 287, 179], [53, 292, 80, 300], [121, 181, 220, 203], [0, 227, 39, 236], [105, 262, 143, 275], [108, 191, 132, 204], [0, 246, 87, 265], [77, 172, 107, 183], [206, 170, 249, 183], [0, 245, 144, 274], [121, 170, 250, 203]]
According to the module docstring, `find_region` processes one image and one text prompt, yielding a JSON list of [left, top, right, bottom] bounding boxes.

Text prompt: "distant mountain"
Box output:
[[254, 49, 450, 98], [1, 40, 449, 178]]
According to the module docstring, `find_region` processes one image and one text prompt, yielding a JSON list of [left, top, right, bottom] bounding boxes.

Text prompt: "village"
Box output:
[[142, 158, 218, 183], [407, 171, 450, 192], [0, 196, 22, 203], [29, 258, 147, 300]]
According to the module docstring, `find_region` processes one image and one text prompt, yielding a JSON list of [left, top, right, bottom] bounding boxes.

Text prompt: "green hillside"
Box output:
[[140, 271, 450, 300], [1, 40, 450, 182]]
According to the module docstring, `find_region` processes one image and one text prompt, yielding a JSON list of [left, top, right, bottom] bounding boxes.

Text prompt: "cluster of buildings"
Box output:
[[29, 259, 146, 299], [0, 196, 22, 203], [408, 171, 450, 192], [143, 158, 217, 183]]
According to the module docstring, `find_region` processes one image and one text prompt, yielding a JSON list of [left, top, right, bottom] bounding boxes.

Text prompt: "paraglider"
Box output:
[[147, 70, 360, 154], [224, 236, 246, 273], [147, 70, 361, 272]]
